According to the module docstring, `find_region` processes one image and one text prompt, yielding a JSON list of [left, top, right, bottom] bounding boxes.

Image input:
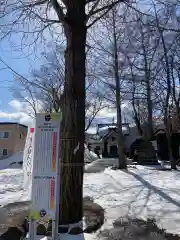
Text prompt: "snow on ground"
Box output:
[[1, 155, 180, 236], [84, 165, 180, 234], [0, 166, 28, 206]]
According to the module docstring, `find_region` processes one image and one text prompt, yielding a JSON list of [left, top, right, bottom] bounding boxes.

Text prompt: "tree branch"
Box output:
[[22, 0, 49, 8], [50, 0, 65, 23], [88, 0, 101, 18], [87, 0, 124, 28], [85, 103, 105, 131], [89, 0, 123, 17]]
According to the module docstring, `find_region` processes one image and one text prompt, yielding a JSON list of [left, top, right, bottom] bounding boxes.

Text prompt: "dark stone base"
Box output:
[[99, 217, 180, 240], [0, 227, 24, 240], [0, 197, 104, 239]]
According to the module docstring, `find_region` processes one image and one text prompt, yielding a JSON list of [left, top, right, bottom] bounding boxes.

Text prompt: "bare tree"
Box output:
[[1, 0, 129, 227], [122, 12, 162, 139], [152, 1, 178, 169], [122, 56, 145, 136], [111, 8, 127, 168], [88, 6, 129, 168], [169, 48, 180, 130]]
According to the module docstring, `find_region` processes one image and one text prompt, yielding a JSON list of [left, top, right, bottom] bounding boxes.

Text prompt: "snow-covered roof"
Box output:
[[98, 126, 129, 138], [88, 138, 103, 144]]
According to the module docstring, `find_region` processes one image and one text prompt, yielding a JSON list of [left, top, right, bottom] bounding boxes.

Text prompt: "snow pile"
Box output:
[[0, 152, 23, 170], [84, 145, 98, 163], [85, 158, 132, 173], [85, 158, 118, 173], [0, 168, 27, 207]]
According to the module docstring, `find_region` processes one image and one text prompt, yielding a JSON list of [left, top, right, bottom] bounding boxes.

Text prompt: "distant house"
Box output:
[[86, 122, 160, 159], [87, 117, 180, 162], [86, 123, 132, 158], [0, 122, 28, 159], [102, 127, 126, 157]]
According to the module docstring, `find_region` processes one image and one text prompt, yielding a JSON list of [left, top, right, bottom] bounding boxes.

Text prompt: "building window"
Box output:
[[112, 137, 116, 141], [0, 132, 9, 139], [4, 132, 9, 139]]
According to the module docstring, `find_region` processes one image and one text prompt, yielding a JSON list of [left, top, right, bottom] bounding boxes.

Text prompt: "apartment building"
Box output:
[[0, 122, 28, 159]]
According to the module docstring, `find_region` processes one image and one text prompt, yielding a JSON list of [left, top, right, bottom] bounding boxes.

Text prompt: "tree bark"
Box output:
[[146, 81, 153, 139], [171, 65, 180, 129], [112, 9, 126, 169], [132, 85, 143, 136], [164, 117, 176, 170], [161, 33, 176, 170], [141, 29, 153, 140], [59, 2, 86, 225]]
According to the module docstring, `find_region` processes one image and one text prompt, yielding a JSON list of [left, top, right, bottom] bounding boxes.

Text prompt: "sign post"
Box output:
[[28, 113, 61, 240]]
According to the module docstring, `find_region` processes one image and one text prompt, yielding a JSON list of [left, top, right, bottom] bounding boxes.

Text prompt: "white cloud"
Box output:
[[0, 110, 32, 126], [95, 104, 128, 119], [0, 98, 45, 126], [97, 107, 116, 119], [9, 99, 44, 114], [8, 99, 24, 112]]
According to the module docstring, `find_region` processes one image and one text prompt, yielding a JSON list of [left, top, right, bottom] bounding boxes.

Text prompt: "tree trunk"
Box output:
[[112, 9, 126, 169], [59, 3, 86, 225], [116, 103, 127, 169], [146, 82, 153, 139], [141, 37, 153, 140], [132, 99, 143, 136], [154, 8, 176, 169], [165, 117, 176, 170], [171, 67, 180, 130], [131, 73, 143, 136]]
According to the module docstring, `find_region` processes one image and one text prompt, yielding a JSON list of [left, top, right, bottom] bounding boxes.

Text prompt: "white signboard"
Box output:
[[29, 113, 61, 240], [23, 127, 35, 198]]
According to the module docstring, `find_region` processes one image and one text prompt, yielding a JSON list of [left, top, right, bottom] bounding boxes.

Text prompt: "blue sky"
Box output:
[[0, 41, 27, 115], [0, 33, 42, 125]]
